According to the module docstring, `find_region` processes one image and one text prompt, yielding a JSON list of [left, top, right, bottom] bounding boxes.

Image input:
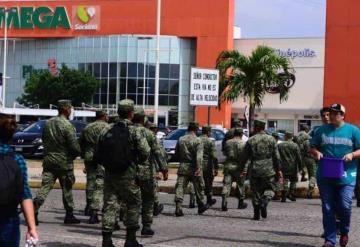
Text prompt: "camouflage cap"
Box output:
[[272, 132, 279, 138], [254, 119, 266, 128], [234, 127, 243, 136], [188, 121, 199, 130], [117, 99, 135, 113], [95, 110, 107, 118], [202, 125, 212, 133], [57, 100, 72, 109], [134, 106, 145, 117], [285, 131, 294, 139], [233, 118, 242, 127]]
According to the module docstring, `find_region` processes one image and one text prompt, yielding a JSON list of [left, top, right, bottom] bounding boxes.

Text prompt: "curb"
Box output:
[[29, 181, 320, 199]]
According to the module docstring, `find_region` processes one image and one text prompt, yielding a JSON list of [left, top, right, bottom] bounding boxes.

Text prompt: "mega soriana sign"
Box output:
[[0, 6, 99, 30]]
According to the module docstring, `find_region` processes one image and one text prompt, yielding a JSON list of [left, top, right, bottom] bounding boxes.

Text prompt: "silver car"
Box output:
[[162, 127, 228, 163]]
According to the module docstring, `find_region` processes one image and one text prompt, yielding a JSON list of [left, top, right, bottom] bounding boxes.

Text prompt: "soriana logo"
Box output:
[[72, 6, 100, 30]]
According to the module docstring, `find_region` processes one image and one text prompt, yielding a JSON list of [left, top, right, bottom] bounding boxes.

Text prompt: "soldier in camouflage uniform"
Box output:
[[33, 100, 81, 225], [79, 110, 109, 224], [239, 120, 282, 221], [221, 128, 248, 211], [271, 132, 282, 201], [222, 119, 243, 152], [132, 107, 168, 236], [200, 125, 219, 206], [99, 99, 150, 247], [277, 132, 302, 202], [174, 122, 210, 217], [296, 125, 317, 199], [148, 122, 168, 216]]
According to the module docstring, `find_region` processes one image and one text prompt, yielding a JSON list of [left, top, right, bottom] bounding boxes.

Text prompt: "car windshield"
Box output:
[[22, 121, 46, 133], [71, 121, 87, 133], [165, 129, 187, 140]]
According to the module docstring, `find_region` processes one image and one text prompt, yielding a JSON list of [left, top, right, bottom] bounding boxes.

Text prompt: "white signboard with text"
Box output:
[[190, 67, 219, 106]]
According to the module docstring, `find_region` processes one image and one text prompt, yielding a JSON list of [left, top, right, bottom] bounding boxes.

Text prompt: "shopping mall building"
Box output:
[[0, 0, 353, 130]]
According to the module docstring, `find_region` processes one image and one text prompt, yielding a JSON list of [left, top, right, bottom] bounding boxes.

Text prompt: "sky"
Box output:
[[235, 0, 326, 38]]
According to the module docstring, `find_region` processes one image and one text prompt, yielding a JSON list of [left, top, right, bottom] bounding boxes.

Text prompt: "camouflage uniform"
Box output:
[[222, 135, 247, 208], [174, 123, 208, 215], [100, 100, 150, 247], [277, 136, 302, 201], [200, 126, 219, 204], [296, 131, 316, 192], [240, 120, 281, 220], [79, 117, 108, 212], [33, 100, 80, 217]]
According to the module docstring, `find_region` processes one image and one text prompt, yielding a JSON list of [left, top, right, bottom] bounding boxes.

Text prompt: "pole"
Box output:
[[143, 52, 147, 109], [154, 0, 161, 125], [2, 10, 8, 109], [207, 106, 211, 125]]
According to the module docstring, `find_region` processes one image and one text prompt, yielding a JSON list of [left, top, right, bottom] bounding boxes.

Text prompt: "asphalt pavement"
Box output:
[[19, 189, 360, 247]]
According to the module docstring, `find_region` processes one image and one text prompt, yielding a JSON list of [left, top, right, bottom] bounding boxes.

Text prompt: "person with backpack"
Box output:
[[0, 113, 38, 246], [96, 99, 150, 247], [33, 100, 81, 225]]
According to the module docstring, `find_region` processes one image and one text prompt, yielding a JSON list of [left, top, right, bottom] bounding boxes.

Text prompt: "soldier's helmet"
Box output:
[[188, 121, 199, 130], [254, 119, 266, 129], [134, 106, 145, 118], [117, 99, 135, 115], [57, 99, 72, 109], [285, 131, 294, 140], [202, 125, 212, 134]]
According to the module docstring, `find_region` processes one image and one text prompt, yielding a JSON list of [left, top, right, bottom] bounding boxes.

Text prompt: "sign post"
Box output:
[[190, 67, 219, 125]]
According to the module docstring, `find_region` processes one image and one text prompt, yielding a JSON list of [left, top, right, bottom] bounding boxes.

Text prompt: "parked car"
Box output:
[[163, 127, 232, 163], [11, 120, 87, 157]]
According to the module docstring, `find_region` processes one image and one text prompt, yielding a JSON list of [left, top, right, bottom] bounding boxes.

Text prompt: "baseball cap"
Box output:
[[329, 103, 346, 114]]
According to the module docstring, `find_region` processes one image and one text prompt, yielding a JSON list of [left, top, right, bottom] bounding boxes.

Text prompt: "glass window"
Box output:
[[101, 94, 107, 104], [120, 79, 126, 94], [109, 63, 117, 77], [93, 94, 100, 104], [109, 79, 117, 93], [127, 79, 137, 93], [147, 64, 155, 78], [147, 79, 155, 94], [159, 95, 169, 106], [169, 96, 178, 106], [165, 129, 187, 140], [159, 80, 169, 94], [120, 63, 127, 77], [127, 94, 136, 103], [100, 79, 108, 93], [109, 94, 116, 104], [78, 63, 85, 72], [128, 63, 137, 77], [87, 63, 93, 75], [137, 82, 144, 94], [160, 64, 169, 78], [101, 63, 109, 77], [147, 95, 154, 105], [170, 64, 180, 79], [138, 63, 144, 77], [137, 95, 145, 105], [169, 80, 179, 94], [94, 63, 100, 77]]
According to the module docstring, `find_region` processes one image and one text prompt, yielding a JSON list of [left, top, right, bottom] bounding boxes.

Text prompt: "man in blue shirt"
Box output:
[[311, 104, 360, 247]]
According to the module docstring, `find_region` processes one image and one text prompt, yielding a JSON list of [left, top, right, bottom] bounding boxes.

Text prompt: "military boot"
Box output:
[[198, 203, 210, 215], [141, 225, 155, 236], [189, 195, 196, 208], [124, 229, 143, 247], [221, 195, 228, 211], [281, 191, 287, 203], [89, 210, 100, 224], [102, 232, 115, 247], [64, 210, 81, 224], [287, 193, 296, 202], [237, 200, 248, 209], [260, 198, 268, 219], [175, 203, 184, 217], [206, 195, 217, 206], [153, 203, 164, 216], [114, 221, 121, 231], [306, 190, 313, 199], [253, 206, 260, 221]]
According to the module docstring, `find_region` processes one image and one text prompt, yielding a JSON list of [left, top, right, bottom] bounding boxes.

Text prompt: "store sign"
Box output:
[[274, 48, 316, 59], [72, 6, 100, 30], [190, 67, 219, 106], [0, 7, 70, 29]]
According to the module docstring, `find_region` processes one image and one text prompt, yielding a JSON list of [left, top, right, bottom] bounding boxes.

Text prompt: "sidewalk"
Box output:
[[27, 159, 320, 198]]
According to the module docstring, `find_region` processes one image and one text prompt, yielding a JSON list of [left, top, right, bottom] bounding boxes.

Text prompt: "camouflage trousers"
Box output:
[[250, 176, 275, 207], [138, 179, 156, 226], [154, 179, 160, 205], [85, 162, 105, 211], [221, 170, 245, 201], [188, 182, 195, 202], [33, 168, 75, 212], [282, 174, 298, 196], [175, 175, 206, 207], [203, 171, 215, 197], [303, 157, 317, 190], [102, 173, 141, 233]]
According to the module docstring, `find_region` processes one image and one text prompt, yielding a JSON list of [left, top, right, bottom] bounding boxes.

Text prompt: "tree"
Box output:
[[18, 64, 101, 108], [216, 45, 295, 132]]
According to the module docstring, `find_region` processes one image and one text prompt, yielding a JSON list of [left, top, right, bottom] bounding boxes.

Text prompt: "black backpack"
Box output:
[[0, 153, 24, 209], [96, 121, 134, 173]]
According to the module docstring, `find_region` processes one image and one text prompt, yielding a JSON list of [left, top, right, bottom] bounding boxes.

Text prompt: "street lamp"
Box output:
[[154, 0, 161, 125]]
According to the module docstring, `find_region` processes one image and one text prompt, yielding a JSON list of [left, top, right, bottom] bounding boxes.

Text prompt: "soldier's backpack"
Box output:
[[96, 121, 134, 173], [0, 153, 24, 211]]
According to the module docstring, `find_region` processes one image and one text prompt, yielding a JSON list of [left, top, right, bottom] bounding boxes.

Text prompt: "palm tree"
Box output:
[[216, 45, 295, 132]]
